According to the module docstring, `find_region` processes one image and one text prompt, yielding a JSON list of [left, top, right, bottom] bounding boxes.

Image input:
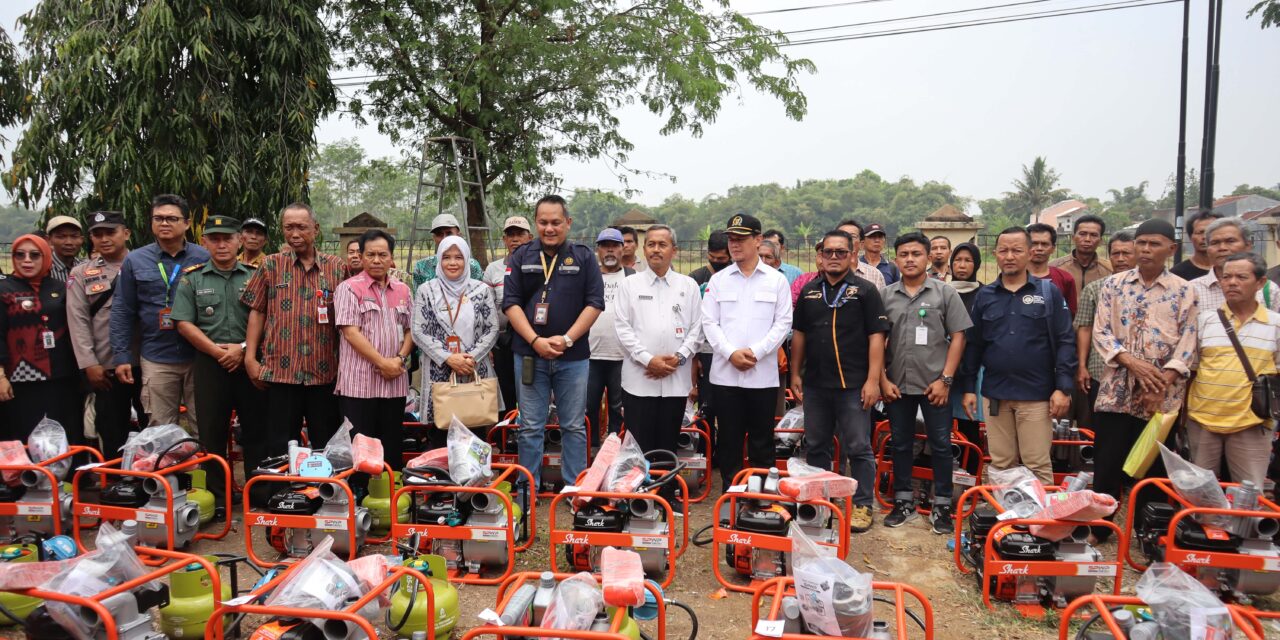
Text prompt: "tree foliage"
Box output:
[[6, 0, 337, 240], [1250, 0, 1280, 28], [0, 27, 25, 163], [309, 138, 433, 236], [1005, 156, 1070, 223], [1232, 183, 1280, 201], [329, 0, 813, 260]]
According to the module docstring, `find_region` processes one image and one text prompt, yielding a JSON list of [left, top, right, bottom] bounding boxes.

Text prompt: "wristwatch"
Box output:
[[675, 353, 688, 367], [562, 335, 574, 348], [940, 375, 954, 387]]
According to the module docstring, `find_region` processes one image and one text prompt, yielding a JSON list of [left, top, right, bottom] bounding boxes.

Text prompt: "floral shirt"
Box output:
[[1092, 269, 1199, 418]]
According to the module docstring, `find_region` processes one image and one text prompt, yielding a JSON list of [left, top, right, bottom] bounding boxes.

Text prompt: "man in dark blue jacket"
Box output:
[[961, 227, 1076, 483]]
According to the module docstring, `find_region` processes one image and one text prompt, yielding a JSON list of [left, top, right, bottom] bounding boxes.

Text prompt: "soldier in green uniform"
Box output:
[[173, 216, 265, 514]]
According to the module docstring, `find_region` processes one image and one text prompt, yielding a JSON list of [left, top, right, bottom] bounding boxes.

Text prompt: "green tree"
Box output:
[[308, 139, 421, 239], [1231, 183, 1280, 201], [1156, 168, 1200, 210], [1005, 157, 1070, 224], [1250, 1, 1280, 28], [0, 27, 24, 166], [1102, 181, 1154, 229], [7, 0, 337, 239], [330, 0, 813, 261]]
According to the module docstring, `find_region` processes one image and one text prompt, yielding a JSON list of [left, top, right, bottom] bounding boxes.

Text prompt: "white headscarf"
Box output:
[[434, 236, 472, 299]]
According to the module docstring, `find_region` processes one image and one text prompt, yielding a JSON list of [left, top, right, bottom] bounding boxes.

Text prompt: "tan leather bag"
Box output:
[[431, 373, 499, 428]]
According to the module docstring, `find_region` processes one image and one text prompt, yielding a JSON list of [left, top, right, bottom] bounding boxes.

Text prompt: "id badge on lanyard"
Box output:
[[317, 289, 330, 324], [156, 261, 182, 331], [158, 308, 174, 330], [446, 336, 463, 354], [534, 252, 558, 326]]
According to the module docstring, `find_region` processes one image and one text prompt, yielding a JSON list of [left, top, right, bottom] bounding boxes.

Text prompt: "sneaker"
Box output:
[[930, 504, 955, 535], [849, 505, 874, 533], [883, 500, 918, 528]]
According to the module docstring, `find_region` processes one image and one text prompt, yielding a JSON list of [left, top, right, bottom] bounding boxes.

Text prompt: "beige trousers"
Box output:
[[140, 357, 197, 431], [1186, 418, 1272, 488], [984, 399, 1053, 484]]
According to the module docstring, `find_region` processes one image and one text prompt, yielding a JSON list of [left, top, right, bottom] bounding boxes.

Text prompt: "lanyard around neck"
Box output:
[[156, 260, 182, 307]]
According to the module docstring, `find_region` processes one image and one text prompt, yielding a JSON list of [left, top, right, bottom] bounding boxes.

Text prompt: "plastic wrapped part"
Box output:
[[603, 431, 647, 495], [346, 554, 391, 606], [682, 398, 697, 426], [0, 440, 32, 486], [1028, 490, 1119, 541], [352, 433, 386, 475], [778, 471, 857, 502], [574, 433, 622, 509], [1135, 562, 1233, 639], [988, 466, 1048, 518], [264, 537, 377, 626], [541, 571, 604, 634], [447, 415, 493, 487], [323, 420, 355, 471], [0, 555, 81, 590], [405, 447, 449, 471], [121, 424, 197, 472], [1061, 472, 1093, 493], [789, 522, 873, 638], [40, 522, 163, 640], [784, 457, 824, 478], [1159, 443, 1232, 529], [776, 407, 804, 432], [28, 416, 70, 481], [600, 547, 645, 607]]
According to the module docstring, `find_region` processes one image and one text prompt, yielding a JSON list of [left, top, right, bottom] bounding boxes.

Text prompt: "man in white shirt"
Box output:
[[484, 216, 533, 414], [702, 214, 793, 488], [586, 228, 631, 443], [614, 225, 703, 453]]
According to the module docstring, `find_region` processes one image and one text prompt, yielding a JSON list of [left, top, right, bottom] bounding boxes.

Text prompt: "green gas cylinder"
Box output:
[[387, 554, 458, 640], [186, 469, 216, 526], [0, 544, 42, 625], [595, 608, 642, 640], [362, 470, 411, 536], [159, 556, 231, 638]]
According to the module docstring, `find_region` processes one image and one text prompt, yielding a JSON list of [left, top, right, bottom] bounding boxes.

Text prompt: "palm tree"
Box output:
[[1006, 156, 1069, 224], [794, 221, 815, 247]]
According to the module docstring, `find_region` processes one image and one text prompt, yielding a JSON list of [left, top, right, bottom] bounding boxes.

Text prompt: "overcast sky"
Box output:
[[2, 0, 1277, 210]]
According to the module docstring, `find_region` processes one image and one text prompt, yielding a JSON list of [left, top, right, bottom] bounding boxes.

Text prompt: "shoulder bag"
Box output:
[[1216, 308, 1280, 422]]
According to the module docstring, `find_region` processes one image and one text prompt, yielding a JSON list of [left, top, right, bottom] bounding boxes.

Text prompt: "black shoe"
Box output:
[[931, 504, 955, 535], [883, 500, 917, 528]]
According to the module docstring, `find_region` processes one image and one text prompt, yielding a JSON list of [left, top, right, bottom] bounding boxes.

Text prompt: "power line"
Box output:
[[784, 0, 1072, 36], [743, 0, 904, 16], [778, 0, 1177, 47]]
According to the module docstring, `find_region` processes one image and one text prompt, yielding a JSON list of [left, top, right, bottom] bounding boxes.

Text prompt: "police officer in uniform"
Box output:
[[67, 211, 145, 457], [172, 216, 265, 510]]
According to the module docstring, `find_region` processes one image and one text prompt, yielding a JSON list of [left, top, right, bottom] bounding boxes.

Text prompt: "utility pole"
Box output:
[[1173, 0, 1191, 263], [1198, 0, 1225, 212]]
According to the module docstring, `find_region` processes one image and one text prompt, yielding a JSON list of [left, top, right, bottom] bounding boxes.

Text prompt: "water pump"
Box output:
[[723, 468, 839, 582], [965, 504, 1104, 607], [14, 470, 72, 539], [25, 586, 171, 640], [310, 482, 372, 558], [139, 475, 201, 549]]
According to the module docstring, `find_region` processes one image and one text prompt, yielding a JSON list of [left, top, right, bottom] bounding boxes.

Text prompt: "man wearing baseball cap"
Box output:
[[238, 217, 270, 268], [861, 223, 900, 286], [586, 227, 632, 443], [701, 213, 793, 487], [483, 216, 534, 415], [411, 213, 483, 290], [45, 215, 86, 284], [66, 211, 142, 457]]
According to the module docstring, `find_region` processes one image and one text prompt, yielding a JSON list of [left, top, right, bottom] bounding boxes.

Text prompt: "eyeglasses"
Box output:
[[13, 251, 41, 260], [819, 249, 851, 258], [152, 215, 184, 225]]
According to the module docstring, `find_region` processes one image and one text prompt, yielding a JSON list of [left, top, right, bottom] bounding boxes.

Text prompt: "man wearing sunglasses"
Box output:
[[109, 194, 210, 428], [410, 213, 483, 290]]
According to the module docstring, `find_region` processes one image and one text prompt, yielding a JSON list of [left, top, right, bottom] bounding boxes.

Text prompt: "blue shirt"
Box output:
[[960, 275, 1077, 401], [502, 239, 605, 361], [110, 241, 211, 366], [862, 255, 900, 285], [778, 262, 803, 285]]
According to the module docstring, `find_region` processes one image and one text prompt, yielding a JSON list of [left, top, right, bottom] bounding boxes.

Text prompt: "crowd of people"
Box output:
[[0, 194, 1275, 539]]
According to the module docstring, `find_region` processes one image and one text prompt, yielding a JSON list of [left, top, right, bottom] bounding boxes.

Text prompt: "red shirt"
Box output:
[[1043, 266, 1078, 317]]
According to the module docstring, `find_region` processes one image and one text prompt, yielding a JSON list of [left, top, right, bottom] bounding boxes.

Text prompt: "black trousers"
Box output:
[[587, 360, 624, 446], [2, 378, 84, 444], [193, 353, 267, 497], [622, 392, 685, 454], [714, 385, 778, 488], [94, 372, 145, 460], [1092, 410, 1170, 541], [340, 395, 405, 491], [493, 335, 518, 423], [695, 354, 719, 463], [267, 382, 340, 462]]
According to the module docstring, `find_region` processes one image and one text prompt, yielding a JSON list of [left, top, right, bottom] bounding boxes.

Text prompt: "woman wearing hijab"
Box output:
[[947, 242, 984, 469], [411, 236, 501, 446], [0, 235, 84, 441]]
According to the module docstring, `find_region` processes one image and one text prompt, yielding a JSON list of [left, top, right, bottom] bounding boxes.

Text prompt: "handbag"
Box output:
[[431, 372, 499, 429], [1216, 308, 1280, 422]]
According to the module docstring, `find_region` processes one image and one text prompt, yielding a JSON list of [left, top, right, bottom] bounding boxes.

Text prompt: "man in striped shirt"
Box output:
[[1186, 252, 1280, 488], [334, 229, 414, 488]]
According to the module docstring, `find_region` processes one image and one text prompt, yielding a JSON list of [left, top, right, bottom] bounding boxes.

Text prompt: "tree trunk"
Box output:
[[465, 189, 490, 266]]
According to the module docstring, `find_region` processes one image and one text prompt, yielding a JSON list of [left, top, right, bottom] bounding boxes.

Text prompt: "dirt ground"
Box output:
[[4, 470, 1279, 639]]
